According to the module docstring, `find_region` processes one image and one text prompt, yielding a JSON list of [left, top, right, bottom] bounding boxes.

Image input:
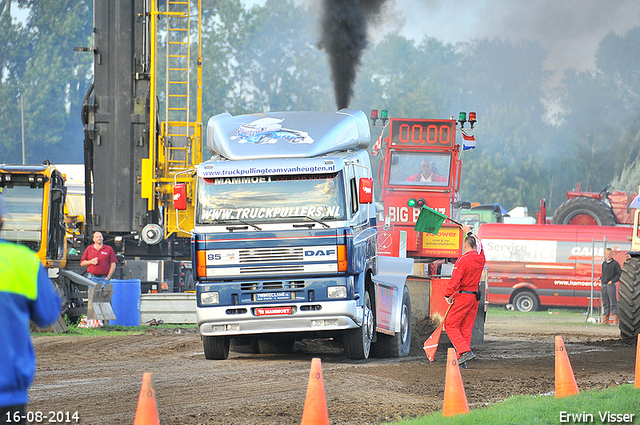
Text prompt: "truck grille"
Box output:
[[241, 280, 306, 290], [239, 247, 304, 263], [239, 265, 304, 274]]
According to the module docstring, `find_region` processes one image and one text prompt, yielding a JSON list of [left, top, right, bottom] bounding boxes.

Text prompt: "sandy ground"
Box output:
[[27, 309, 636, 425]]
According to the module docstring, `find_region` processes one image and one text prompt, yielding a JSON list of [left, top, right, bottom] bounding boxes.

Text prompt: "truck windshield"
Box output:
[[196, 172, 346, 225], [0, 185, 44, 251], [388, 152, 451, 186]]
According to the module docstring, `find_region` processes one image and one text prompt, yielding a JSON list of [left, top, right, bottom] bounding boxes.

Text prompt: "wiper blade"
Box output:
[[289, 215, 330, 228], [234, 218, 262, 231], [219, 218, 261, 231]]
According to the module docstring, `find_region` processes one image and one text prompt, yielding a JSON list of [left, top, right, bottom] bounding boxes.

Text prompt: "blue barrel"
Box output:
[[109, 279, 141, 326]]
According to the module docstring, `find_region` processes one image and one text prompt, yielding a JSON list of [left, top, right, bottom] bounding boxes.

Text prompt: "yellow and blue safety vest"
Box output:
[[0, 239, 60, 408]]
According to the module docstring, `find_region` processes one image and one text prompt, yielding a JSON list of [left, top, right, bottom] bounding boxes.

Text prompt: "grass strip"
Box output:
[[386, 385, 639, 425]]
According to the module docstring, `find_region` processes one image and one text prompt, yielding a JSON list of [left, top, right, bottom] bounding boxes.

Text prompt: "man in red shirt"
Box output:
[[444, 224, 486, 366], [405, 160, 447, 183], [81, 231, 117, 282]]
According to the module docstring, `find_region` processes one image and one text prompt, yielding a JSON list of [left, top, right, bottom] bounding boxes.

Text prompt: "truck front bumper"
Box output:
[[197, 300, 360, 336]]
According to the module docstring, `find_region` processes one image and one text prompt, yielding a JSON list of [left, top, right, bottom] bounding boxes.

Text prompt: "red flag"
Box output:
[[423, 321, 445, 361], [462, 133, 475, 141], [371, 132, 383, 155]]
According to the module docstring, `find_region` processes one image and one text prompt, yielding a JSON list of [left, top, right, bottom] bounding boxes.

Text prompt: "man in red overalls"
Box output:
[[444, 224, 485, 366]]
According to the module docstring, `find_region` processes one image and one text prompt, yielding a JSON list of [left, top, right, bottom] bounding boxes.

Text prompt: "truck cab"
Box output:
[[190, 109, 411, 360]]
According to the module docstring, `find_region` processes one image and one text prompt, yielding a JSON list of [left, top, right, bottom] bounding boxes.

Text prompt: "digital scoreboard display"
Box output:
[[390, 119, 455, 149]]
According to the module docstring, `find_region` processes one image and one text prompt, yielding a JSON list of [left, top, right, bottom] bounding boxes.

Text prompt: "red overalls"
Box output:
[[444, 241, 486, 357]]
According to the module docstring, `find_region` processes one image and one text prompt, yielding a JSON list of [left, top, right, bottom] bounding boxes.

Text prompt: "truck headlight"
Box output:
[[327, 286, 347, 299], [200, 291, 220, 305]]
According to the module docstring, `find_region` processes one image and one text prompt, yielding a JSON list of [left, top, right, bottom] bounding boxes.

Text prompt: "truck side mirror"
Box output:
[[173, 183, 188, 210], [359, 178, 373, 204]]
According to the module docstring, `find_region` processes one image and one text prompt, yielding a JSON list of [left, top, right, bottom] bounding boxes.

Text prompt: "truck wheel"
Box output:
[[512, 291, 540, 312], [343, 290, 373, 359], [371, 286, 411, 358], [202, 336, 230, 360], [551, 196, 617, 226], [257, 337, 295, 354], [619, 258, 640, 339]]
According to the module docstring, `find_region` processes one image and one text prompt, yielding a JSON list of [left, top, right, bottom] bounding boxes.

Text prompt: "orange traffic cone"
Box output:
[[300, 358, 329, 425], [635, 334, 640, 389], [555, 336, 579, 398], [442, 348, 469, 417], [134, 373, 160, 425]]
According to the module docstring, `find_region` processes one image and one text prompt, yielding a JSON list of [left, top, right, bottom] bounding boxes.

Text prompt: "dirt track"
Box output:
[[28, 310, 636, 425]]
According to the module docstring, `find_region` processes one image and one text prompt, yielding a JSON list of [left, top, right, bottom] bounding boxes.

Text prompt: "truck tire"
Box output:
[[371, 287, 411, 358], [619, 257, 640, 339], [551, 196, 616, 226], [257, 337, 295, 354], [512, 290, 540, 312], [343, 290, 373, 359], [202, 336, 230, 360]]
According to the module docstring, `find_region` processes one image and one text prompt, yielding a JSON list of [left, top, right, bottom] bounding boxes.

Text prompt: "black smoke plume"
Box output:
[[319, 0, 388, 110]]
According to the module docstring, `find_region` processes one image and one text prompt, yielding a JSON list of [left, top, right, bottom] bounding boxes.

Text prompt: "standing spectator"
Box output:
[[80, 231, 117, 283], [600, 247, 622, 325], [0, 195, 61, 424], [444, 224, 486, 366]]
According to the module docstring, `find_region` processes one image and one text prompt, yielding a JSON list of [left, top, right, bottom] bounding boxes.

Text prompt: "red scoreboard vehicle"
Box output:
[[376, 116, 469, 260], [477, 223, 632, 312], [373, 112, 485, 343]]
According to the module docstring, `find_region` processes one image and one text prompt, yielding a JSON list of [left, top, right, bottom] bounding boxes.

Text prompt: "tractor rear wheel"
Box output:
[[619, 257, 640, 339], [551, 196, 616, 226]]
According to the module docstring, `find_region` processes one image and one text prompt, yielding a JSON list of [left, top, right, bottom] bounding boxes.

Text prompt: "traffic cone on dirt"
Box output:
[[134, 373, 160, 425], [635, 335, 640, 389], [300, 358, 329, 425], [555, 336, 579, 398], [442, 348, 469, 417]]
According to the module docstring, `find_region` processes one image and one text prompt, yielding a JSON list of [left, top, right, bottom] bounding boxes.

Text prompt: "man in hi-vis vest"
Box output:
[[0, 195, 61, 424]]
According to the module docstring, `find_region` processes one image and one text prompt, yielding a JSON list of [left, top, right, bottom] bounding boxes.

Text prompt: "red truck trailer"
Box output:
[[477, 223, 632, 312]]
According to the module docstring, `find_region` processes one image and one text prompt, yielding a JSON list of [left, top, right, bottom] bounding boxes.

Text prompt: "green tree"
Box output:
[[354, 34, 462, 118], [0, 0, 32, 162], [0, 0, 92, 165], [596, 27, 640, 194], [457, 38, 554, 212], [200, 0, 246, 117], [232, 0, 333, 113]]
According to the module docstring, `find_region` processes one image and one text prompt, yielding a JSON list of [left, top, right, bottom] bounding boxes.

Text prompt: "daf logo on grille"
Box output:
[[305, 249, 335, 256]]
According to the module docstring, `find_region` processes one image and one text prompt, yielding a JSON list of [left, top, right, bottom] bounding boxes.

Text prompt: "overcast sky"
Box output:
[[244, 0, 640, 76]]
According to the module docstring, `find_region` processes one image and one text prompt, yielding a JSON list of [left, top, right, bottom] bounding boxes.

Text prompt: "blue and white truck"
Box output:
[[180, 108, 413, 360]]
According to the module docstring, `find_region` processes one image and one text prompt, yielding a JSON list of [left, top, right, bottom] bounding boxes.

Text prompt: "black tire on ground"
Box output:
[[343, 290, 373, 359], [371, 286, 411, 358], [512, 290, 540, 312], [619, 257, 640, 339], [202, 336, 230, 360], [256, 337, 295, 354], [550, 196, 617, 226]]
